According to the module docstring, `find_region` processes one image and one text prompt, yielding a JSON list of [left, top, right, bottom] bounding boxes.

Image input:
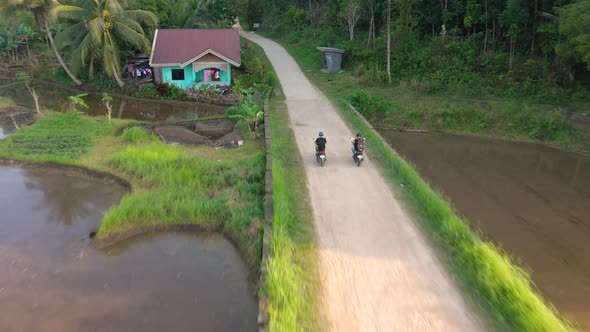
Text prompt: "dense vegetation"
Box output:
[[0, 0, 236, 88], [248, 0, 590, 100]]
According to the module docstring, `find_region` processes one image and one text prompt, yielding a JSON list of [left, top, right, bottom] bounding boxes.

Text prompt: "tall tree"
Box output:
[[557, 0, 590, 70], [366, 0, 376, 47], [387, 0, 391, 83], [0, 0, 82, 85], [50, 0, 157, 87], [340, 0, 361, 41], [501, 0, 528, 70]]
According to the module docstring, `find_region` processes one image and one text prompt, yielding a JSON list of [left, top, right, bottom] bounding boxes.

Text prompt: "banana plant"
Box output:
[[67, 93, 89, 113]]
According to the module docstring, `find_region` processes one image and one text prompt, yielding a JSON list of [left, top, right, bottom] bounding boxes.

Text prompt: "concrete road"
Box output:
[[240, 30, 486, 332]]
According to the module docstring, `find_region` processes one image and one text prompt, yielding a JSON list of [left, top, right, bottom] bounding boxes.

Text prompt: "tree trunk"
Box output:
[[112, 63, 125, 88], [25, 82, 42, 115], [118, 100, 126, 118], [483, 0, 488, 53], [44, 19, 82, 86], [530, 0, 538, 56], [367, 14, 374, 48], [509, 36, 516, 70], [105, 101, 112, 123], [10, 115, 20, 130], [387, 0, 391, 84]]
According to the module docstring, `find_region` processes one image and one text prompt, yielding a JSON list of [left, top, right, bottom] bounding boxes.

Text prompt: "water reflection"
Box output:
[[0, 165, 257, 331], [381, 131, 590, 330], [22, 167, 113, 226]]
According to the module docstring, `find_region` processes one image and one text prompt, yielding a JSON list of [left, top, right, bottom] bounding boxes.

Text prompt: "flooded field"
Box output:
[[0, 80, 226, 121], [0, 165, 257, 331], [382, 131, 590, 330]]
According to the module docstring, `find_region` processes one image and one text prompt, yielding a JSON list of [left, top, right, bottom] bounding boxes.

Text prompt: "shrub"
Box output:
[[348, 89, 397, 118], [121, 127, 153, 142]]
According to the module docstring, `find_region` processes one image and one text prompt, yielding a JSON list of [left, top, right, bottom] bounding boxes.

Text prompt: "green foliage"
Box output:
[[67, 93, 89, 112], [0, 112, 113, 161], [227, 89, 264, 133], [135, 82, 190, 101], [266, 96, 321, 331], [50, 0, 158, 83], [259, 0, 590, 97], [557, 0, 590, 70], [284, 6, 305, 30], [120, 127, 154, 142], [102, 142, 266, 267], [0, 96, 15, 108], [348, 89, 397, 118], [170, 0, 235, 28]]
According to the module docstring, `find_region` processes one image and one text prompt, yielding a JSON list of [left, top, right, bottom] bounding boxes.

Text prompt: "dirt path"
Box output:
[[240, 31, 486, 331]]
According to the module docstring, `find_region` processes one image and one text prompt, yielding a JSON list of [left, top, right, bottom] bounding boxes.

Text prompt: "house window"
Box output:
[[171, 69, 185, 80]]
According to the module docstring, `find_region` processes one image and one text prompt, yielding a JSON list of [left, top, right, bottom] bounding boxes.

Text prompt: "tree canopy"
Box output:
[[50, 0, 158, 86]]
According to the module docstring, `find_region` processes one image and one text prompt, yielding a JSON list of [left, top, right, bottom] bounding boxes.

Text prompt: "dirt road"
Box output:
[[240, 31, 486, 331]]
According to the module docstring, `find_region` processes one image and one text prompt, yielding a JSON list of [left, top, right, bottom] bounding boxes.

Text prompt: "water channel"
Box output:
[[0, 80, 226, 122], [382, 131, 590, 330], [0, 164, 257, 331]]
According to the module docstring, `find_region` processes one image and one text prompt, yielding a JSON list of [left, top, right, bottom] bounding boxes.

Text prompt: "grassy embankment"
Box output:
[[0, 96, 15, 108], [245, 40, 323, 331], [0, 111, 266, 268], [269, 37, 590, 153], [267, 36, 573, 331]]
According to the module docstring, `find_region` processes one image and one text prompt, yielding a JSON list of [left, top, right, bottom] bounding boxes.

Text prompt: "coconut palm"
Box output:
[[50, 0, 158, 87], [0, 0, 83, 85], [171, 0, 212, 28]]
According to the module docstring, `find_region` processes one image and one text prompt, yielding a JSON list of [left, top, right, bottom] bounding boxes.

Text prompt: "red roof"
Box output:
[[150, 29, 241, 67]]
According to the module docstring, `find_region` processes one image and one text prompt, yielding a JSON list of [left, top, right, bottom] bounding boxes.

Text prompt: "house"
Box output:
[[149, 29, 241, 89]]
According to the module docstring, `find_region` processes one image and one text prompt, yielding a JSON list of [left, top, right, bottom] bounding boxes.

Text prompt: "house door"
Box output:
[[212, 69, 220, 82]]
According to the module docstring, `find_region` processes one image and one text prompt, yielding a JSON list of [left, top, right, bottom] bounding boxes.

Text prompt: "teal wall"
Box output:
[[162, 65, 233, 89], [161, 66, 195, 89]]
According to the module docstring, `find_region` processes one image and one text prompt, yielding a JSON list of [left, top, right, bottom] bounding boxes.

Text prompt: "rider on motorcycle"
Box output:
[[352, 132, 365, 156], [315, 131, 327, 156]]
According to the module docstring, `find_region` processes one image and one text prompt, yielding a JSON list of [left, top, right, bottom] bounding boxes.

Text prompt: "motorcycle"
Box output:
[[351, 138, 366, 167], [316, 150, 327, 166], [353, 147, 364, 166]]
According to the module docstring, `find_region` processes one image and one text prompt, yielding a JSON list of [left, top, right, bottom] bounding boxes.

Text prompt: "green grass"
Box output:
[[0, 96, 15, 108], [264, 33, 590, 153], [265, 96, 321, 331], [271, 37, 573, 331], [0, 111, 267, 268], [101, 140, 265, 266], [243, 40, 322, 331], [0, 111, 116, 162]]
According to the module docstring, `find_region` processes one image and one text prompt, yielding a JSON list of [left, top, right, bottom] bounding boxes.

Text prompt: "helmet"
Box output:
[[319, 131, 324, 137], [356, 132, 362, 137]]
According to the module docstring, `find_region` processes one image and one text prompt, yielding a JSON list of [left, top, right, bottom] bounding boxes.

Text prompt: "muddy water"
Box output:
[[0, 165, 257, 331], [0, 121, 14, 139], [381, 131, 590, 329], [0, 80, 226, 121]]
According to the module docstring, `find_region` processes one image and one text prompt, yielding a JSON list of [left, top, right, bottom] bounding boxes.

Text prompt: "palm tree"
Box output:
[[50, 0, 158, 88], [0, 0, 83, 85], [171, 0, 212, 28]]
